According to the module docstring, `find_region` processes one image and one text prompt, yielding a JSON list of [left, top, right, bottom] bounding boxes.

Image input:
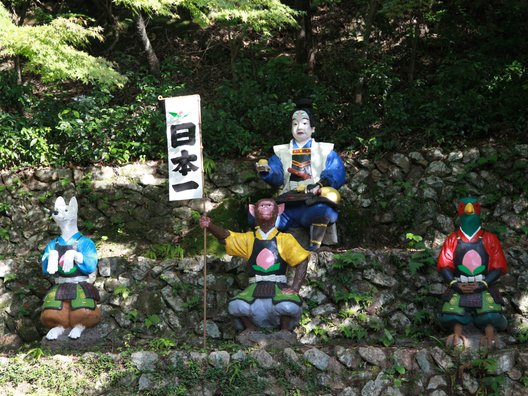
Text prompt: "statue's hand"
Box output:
[[74, 251, 84, 264], [62, 250, 77, 272], [281, 287, 298, 295], [255, 159, 270, 174], [47, 250, 59, 274], [199, 216, 212, 229], [306, 183, 321, 195]]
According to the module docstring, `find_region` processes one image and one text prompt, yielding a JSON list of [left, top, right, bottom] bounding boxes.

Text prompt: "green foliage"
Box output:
[[407, 250, 436, 275], [0, 201, 11, 215], [144, 314, 161, 329], [405, 232, 425, 249], [149, 337, 177, 351], [0, 113, 59, 169], [379, 328, 395, 347], [203, 157, 216, 177], [127, 308, 140, 322], [469, 357, 506, 396], [113, 285, 131, 299], [515, 324, 528, 344], [384, 362, 408, 388], [331, 251, 366, 270], [209, 0, 299, 35], [23, 347, 46, 361], [3, 273, 17, 283], [334, 289, 372, 306], [144, 243, 185, 260], [181, 295, 201, 310], [0, 223, 12, 240], [0, 0, 526, 172], [0, 5, 126, 88], [340, 323, 367, 341]]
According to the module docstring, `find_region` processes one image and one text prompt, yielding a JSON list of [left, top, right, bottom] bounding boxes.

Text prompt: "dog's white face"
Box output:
[[52, 197, 78, 224]]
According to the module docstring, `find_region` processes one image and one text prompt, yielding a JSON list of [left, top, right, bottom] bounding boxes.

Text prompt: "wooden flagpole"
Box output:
[[199, 108, 207, 350], [202, 199, 207, 349]]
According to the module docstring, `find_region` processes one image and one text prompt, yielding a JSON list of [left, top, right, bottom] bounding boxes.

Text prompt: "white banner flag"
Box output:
[[164, 94, 203, 201]]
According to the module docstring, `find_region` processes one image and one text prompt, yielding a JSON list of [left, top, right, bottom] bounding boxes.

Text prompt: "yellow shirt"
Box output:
[[225, 228, 310, 267]]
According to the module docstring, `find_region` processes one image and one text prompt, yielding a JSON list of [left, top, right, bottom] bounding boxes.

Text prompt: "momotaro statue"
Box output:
[[255, 99, 346, 251], [437, 197, 508, 349], [41, 197, 100, 340], [200, 198, 310, 332]]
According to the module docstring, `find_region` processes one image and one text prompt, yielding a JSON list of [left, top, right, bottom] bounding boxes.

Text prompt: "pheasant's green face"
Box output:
[[457, 197, 481, 236]]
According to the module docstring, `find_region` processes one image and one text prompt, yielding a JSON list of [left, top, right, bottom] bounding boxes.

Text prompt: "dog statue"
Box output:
[[40, 196, 100, 340]]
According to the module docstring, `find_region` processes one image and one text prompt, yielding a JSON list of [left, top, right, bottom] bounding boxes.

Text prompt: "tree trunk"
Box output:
[[136, 12, 161, 77], [356, 0, 379, 104], [10, 0, 30, 86], [295, 0, 315, 74], [408, 19, 420, 84], [228, 28, 243, 81]]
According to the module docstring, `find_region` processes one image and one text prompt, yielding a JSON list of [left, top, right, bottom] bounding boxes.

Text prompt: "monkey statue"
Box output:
[[200, 198, 310, 333]]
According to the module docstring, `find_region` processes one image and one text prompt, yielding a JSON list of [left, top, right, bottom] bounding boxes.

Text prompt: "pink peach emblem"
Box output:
[[255, 248, 276, 270], [462, 250, 482, 274]]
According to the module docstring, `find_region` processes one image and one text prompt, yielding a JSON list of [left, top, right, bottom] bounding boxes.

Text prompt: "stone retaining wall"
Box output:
[[0, 143, 527, 394]]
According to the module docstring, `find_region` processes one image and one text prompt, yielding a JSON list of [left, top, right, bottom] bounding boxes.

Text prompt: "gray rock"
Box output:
[[462, 148, 480, 163], [163, 310, 182, 331], [389, 312, 411, 330], [361, 371, 390, 396], [426, 161, 451, 177], [392, 349, 415, 371], [138, 373, 155, 391], [447, 151, 464, 162], [493, 350, 516, 374], [208, 350, 230, 368], [0, 259, 14, 278], [427, 375, 447, 390], [131, 351, 159, 372], [169, 351, 188, 366], [231, 350, 246, 362], [251, 349, 276, 369], [358, 346, 386, 367], [430, 346, 454, 371], [390, 153, 411, 173], [339, 387, 360, 396], [335, 346, 360, 369], [304, 348, 331, 371], [409, 152, 428, 167], [461, 372, 479, 394], [198, 320, 221, 339], [283, 348, 299, 363], [159, 270, 181, 286], [189, 351, 207, 363], [40, 326, 103, 352], [311, 303, 337, 316], [363, 268, 397, 287], [161, 285, 185, 312], [436, 214, 454, 234], [415, 349, 435, 374]]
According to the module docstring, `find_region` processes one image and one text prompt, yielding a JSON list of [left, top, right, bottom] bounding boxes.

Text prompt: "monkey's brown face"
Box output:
[[255, 200, 277, 222]]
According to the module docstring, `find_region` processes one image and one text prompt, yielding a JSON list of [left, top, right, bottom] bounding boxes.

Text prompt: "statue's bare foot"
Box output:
[[68, 324, 86, 339], [446, 333, 467, 349], [46, 326, 65, 340], [480, 325, 497, 350], [479, 335, 497, 350]]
